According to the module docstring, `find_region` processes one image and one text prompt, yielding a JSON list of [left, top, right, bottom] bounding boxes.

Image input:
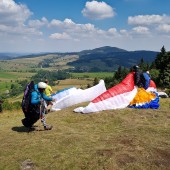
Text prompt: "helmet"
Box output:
[[38, 82, 47, 89]]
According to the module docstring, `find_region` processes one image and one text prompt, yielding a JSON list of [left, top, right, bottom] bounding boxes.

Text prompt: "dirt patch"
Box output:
[[96, 149, 114, 157], [119, 138, 134, 147], [116, 153, 136, 167], [152, 148, 170, 168]]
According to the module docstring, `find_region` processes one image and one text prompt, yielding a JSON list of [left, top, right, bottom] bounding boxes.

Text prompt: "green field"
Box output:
[[71, 72, 114, 79], [0, 71, 35, 92], [0, 71, 35, 80]]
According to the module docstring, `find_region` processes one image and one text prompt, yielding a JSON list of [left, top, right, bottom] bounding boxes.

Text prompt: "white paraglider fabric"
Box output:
[[74, 72, 137, 113], [51, 80, 106, 111], [52, 87, 77, 101]]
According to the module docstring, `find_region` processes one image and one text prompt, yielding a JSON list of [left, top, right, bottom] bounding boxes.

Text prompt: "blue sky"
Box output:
[[0, 0, 170, 53]]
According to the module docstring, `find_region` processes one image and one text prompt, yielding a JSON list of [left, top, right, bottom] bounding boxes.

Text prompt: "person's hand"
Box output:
[[52, 99, 56, 102], [40, 99, 44, 104]]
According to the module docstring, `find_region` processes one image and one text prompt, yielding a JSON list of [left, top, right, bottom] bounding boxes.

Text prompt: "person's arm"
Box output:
[[49, 86, 55, 94], [42, 93, 53, 101]]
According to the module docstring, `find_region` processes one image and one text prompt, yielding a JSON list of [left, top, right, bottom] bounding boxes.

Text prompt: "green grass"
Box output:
[[71, 72, 114, 79], [0, 71, 34, 80], [0, 98, 170, 170], [0, 71, 35, 93]]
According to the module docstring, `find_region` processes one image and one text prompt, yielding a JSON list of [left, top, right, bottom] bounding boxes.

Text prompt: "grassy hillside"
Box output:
[[68, 47, 158, 72], [0, 98, 170, 170], [0, 54, 78, 72]]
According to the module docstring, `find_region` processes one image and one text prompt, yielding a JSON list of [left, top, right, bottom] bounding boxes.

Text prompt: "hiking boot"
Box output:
[[44, 125, 53, 130]]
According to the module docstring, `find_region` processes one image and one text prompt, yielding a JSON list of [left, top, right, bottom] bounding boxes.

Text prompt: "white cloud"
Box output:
[[0, 0, 32, 26], [28, 17, 48, 28], [0, 0, 43, 37], [108, 28, 118, 35], [49, 32, 71, 40], [49, 18, 121, 41], [157, 24, 170, 33], [132, 26, 150, 34], [82, 1, 115, 20], [128, 14, 170, 25], [120, 29, 130, 37]]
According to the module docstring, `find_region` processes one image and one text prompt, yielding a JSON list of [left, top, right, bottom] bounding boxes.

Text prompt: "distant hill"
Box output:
[[68, 46, 159, 72], [0, 53, 30, 60], [0, 46, 159, 72]]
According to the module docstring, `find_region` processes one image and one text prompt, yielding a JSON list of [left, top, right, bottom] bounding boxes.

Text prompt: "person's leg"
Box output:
[[40, 106, 52, 130]]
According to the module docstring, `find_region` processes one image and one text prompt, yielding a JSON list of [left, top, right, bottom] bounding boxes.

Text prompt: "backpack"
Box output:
[[21, 81, 35, 118], [142, 72, 151, 90]]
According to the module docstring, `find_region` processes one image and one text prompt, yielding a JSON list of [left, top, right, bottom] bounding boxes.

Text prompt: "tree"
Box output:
[[93, 77, 99, 86], [154, 46, 170, 87]]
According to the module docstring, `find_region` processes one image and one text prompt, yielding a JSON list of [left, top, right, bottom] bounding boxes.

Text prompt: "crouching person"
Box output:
[[22, 82, 55, 130]]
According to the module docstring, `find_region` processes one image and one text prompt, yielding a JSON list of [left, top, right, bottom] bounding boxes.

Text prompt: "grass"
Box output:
[[0, 54, 78, 72], [71, 72, 114, 79], [0, 98, 170, 170]]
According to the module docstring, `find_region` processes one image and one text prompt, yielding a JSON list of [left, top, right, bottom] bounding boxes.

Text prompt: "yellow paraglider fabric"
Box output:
[[130, 88, 156, 105]]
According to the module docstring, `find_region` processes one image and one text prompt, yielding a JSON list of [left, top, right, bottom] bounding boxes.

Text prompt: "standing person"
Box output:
[[44, 79, 55, 112], [44, 79, 55, 97], [142, 71, 151, 90], [22, 82, 54, 130], [133, 65, 144, 88], [133, 65, 151, 90]]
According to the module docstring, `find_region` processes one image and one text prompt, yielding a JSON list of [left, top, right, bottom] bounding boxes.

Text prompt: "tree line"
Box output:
[[101, 46, 170, 90]]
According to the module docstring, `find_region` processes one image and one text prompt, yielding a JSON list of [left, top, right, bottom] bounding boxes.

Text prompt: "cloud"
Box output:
[[0, 0, 43, 37], [49, 18, 122, 42], [0, 0, 32, 26], [82, 1, 115, 20], [132, 26, 150, 34], [128, 14, 170, 25], [28, 17, 48, 28], [157, 24, 170, 33], [49, 32, 71, 40]]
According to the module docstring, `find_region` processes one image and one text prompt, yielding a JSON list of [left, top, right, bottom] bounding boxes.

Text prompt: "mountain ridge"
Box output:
[[0, 46, 159, 72]]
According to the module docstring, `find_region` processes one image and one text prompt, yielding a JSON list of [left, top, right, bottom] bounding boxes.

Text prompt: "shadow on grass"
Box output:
[[12, 126, 36, 133]]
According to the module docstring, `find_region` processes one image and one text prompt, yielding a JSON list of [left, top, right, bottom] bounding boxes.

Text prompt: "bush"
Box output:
[[165, 88, 170, 97], [2, 100, 21, 111]]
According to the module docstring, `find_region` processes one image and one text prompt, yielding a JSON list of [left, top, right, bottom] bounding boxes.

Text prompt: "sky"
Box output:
[[0, 0, 170, 53]]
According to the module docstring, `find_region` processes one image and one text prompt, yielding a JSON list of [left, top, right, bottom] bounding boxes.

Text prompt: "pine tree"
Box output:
[[155, 46, 170, 87]]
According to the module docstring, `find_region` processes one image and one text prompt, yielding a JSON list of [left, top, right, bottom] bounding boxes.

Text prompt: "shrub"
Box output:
[[165, 88, 170, 97], [2, 100, 21, 111]]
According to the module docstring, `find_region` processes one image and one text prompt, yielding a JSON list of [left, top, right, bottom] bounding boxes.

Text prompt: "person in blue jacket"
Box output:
[[133, 65, 151, 90], [142, 71, 151, 90], [26, 82, 54, 130]]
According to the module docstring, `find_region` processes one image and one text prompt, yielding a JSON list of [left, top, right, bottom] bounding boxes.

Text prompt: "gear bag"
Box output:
[[21, 81, 36, 127]]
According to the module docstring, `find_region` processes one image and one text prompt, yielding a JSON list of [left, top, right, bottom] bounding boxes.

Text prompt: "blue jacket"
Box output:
[[142, 72, 151, 90], [31, 84, 52, 105]]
